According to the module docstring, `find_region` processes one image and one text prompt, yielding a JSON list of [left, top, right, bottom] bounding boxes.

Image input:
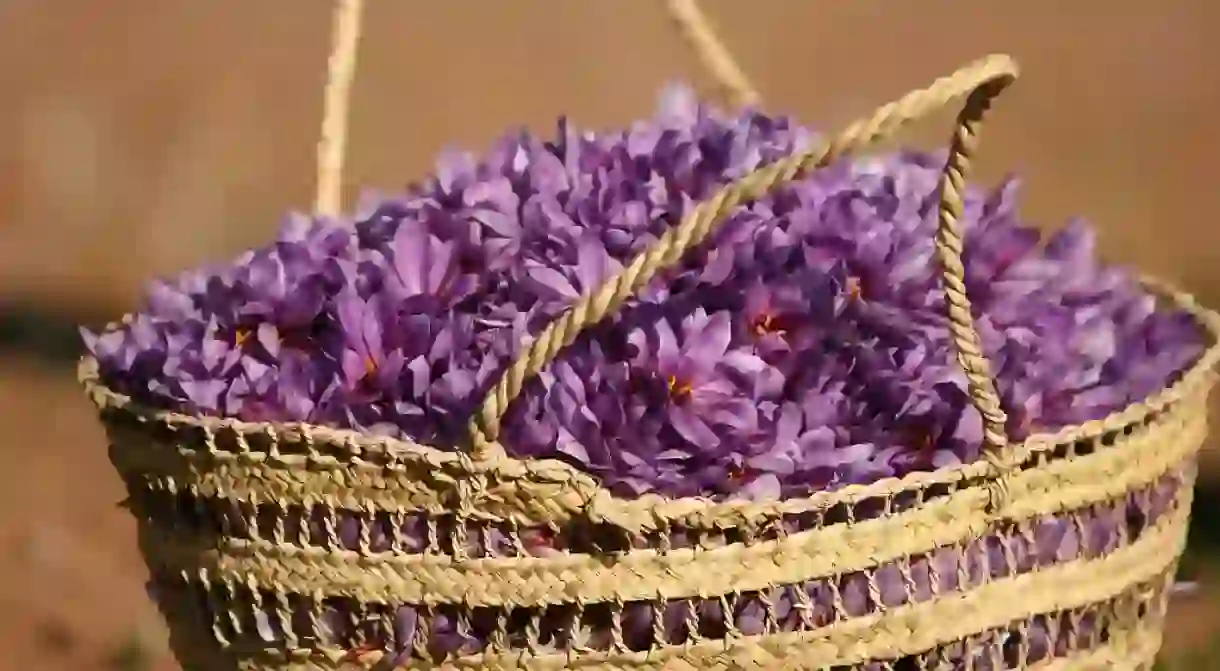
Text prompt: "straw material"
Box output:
[[314, 0, 364, 218], [79, 1, 1220, 668]]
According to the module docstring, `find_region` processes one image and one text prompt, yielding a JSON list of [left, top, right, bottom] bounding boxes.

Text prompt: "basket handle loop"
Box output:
[[663, 0, 761, 109], [311, 0, 752, 216], [470, 55, 1020, 512]]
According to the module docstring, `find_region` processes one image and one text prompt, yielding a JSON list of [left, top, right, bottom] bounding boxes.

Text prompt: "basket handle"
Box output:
[[470, 55, 1020, 510], [315, 0, 364, 218], [305, 1, 1019, 509], [310, 0, 755, 215], [663, 0, 761, 109]]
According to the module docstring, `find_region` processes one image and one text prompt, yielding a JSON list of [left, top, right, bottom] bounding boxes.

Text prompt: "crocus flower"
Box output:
[[374, 220, 476, 311], [82, 82, 1208, 505], [628, 309, 760, 450], [330, 289, 405, 402]]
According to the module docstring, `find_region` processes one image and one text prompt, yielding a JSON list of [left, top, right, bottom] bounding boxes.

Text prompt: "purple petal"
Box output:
[[669, 405, 720, 448], [524, 265, 579, 301], [681, 310, 732, 362]]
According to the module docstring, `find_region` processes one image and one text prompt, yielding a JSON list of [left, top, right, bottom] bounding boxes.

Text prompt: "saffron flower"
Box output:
[[83, 83, 1213, 667], [83, 83, 1207, 502]]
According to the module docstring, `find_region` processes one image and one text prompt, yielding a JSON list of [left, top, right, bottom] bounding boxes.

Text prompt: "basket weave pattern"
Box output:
[[80, 4, 1220, 669], [83, 345, 1213, 668]]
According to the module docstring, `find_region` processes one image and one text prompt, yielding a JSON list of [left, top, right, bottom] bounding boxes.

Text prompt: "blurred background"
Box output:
[[2, 1, 1219, 668]]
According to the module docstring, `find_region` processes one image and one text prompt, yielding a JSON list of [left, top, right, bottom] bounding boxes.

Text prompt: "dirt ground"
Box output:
[[0, 359, 177, 671], [2, 1, 1220, 669]]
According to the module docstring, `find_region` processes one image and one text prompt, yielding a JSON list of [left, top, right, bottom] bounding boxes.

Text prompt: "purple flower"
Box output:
[[626, 310, 771, 451], [83, 83, 1209, 501], [522, 235, 623, 315], [374, 220, 475, 310], [331, 289, 404, 401]]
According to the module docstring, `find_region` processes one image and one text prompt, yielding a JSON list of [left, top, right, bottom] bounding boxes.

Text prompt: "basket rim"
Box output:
[[79, 274, 1220, 513]]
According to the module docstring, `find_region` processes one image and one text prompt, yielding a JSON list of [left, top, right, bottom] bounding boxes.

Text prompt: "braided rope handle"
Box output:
[[314, 0, 364, 217], [307, 1, 1019, 509], [312, 0, 748, 217], [663, 0, 761, 109], [471, 55, 1020, 510]]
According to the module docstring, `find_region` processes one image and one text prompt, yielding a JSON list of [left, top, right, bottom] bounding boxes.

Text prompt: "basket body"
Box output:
[[86, 367, 1210, 670], [83, 283, 1220, 671]]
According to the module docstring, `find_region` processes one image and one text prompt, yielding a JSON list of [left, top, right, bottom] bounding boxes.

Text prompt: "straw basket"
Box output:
[[80, 1, 1220, 669]]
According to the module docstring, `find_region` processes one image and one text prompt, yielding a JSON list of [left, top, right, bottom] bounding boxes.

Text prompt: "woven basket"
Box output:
[[80, 2, 1220, 669]]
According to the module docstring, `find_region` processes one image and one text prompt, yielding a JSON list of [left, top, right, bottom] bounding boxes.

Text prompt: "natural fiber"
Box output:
[[314, 0, 364, 218], [663, 0, 761, 109], [80, 1, 1220, 669]]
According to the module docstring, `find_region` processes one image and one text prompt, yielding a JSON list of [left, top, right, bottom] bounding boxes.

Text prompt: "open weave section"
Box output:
[[134, 473, 1191, 669], [96, 365, 1208, 669]]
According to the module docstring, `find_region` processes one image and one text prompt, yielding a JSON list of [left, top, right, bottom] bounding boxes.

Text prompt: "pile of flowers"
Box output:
[[83, 85, 1206, 501]]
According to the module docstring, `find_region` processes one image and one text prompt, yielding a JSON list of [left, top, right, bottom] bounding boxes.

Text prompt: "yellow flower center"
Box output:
[[667, 375, 694, 404], [845, 275, 863, 302], [751, 313, 786, 337]]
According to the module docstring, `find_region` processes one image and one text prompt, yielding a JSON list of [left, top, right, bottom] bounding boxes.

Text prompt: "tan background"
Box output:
[[1, 1, 1219, 669]]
